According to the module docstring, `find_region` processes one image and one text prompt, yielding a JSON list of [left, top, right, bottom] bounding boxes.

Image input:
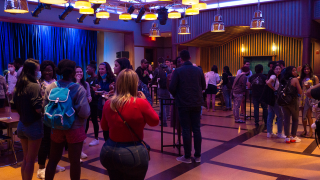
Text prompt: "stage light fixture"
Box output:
[[31, 3, 45, 17], [93, 18, 101, 24], [158, 7, 168, 25], [135, 7, 146, 23], [77, 14, 88, 23], [127, 5, 135, 14], [59, 4, 74, 20]]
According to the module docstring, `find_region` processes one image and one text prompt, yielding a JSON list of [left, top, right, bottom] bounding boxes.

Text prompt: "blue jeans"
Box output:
[[178, 107, 202, 159], [100, 139, 149, 180], [252, 97, 268, 126], [267, 102, 284, 134], [222, 85, 231, 109]]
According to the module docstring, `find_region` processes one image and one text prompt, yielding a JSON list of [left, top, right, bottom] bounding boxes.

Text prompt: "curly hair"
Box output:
[[40, 60, 57, 81]]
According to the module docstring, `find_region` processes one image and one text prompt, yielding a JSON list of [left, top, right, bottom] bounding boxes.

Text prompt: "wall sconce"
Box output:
[[241, 44, 245, 52], [272, 43, 277, 51]]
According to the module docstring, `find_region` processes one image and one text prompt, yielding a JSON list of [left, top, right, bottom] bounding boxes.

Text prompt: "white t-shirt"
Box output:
[[205, 71, 220, 86], [269, 75, 280, 90], [236, 69, 253, 78]]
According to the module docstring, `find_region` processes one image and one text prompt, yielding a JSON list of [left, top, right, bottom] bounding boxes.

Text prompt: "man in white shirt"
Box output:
[[236, 60, 252, 117], [6, 63, 17, 101], [14, 58, 24, 79]]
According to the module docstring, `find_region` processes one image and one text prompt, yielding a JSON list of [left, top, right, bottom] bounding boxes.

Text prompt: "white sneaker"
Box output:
[[194, 157, 201, 163], [290, 136, 301, 143], [176, 156, 192, 164], [56, 165, 65, 172], [37, 168, 45, 179], [89, 139, 99, 146], [277, 133, 286, 139], [81, 151, 88, 159], [267, 133, 277, 138], [285, 137, 291, 143]]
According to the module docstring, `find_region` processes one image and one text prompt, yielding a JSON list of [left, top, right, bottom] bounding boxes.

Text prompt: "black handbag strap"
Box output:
[[114, 107, 143, 142]]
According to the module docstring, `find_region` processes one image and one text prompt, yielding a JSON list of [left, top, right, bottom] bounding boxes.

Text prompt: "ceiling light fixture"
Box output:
[[79, 7, 94, 14], [145, 13, 157, 20], [4, 0, 29, 14], [40, 0, 67, 4], [178, 18, 190, 35], [135, 7, 146, 23], [149, 22, 161, 37], [211, 0, 225, 32], [192, 3, 206, 10], [185, 7, 199, 15], [119, 3, 132, 20], [182, 0, 199, 5], [96, 10, 109, 18], [250, 0, 265, 29], [89, 0, 106, 3], [168, 10, 181, 19], [75, 0, 91, 9]]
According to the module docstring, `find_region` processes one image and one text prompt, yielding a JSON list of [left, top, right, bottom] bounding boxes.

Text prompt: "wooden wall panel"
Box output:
[[201, 32, 303, 75]]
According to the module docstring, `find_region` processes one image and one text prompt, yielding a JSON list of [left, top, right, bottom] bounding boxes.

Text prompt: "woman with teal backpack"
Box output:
[[44, 59, 90, 180]]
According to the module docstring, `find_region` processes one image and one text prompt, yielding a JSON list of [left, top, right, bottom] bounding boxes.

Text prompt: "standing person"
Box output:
[[278, 60, 286, 78], [221, 66, 232, 111], [100, 69, 159, 180], [281, 66, 303, 143], [14, 58, 24, 78], [165, 59, 172, 72], [135, 59, 150, 86], [0, 75, 7, 108], [13, 59, 43, 180], [85, 61, 100, 145], [37, 61, 65, 179], [148, 64, 153, 80], [169, 50, 206, 163], [92, 62, 115, 142], [205, 65, 221, 112], [236, 60, 252, 117], [6, 63, 17, 102], [151, 57, 171, 127], [232, 66, 250, 123], [44, 59, 90, 180], [298, 64, 319, 138], [75, 66, 92, 160], [248, 64, 268, 128]]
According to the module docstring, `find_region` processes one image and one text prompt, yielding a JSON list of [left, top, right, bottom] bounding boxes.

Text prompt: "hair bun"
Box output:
[[90, 61, 97, 65]]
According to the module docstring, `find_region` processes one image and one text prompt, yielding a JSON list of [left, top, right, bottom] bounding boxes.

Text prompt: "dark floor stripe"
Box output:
[[302, 140, 318, 154], [208, 161, 307, 180], [146, 128, 260, 180]]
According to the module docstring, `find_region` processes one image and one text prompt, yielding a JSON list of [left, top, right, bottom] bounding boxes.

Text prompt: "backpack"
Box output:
[[277, 78, 294, 106], [251, 75, 264, 86], [44, 82, 76, 130], [227, 76, 235, 90], [158, 66, 169, 89]]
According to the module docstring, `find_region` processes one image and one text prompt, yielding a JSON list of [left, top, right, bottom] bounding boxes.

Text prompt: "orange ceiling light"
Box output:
[[185, 8, 199, 15], [40, 0, 67, 4], [182, 0, 199, 5], [119, 12, 132, 20], [89, 0, 106, 3], [96, 10, 109, 18], [168, 11, 181, 19], [145, 13, 157, 20], [192, 3, 207, 10], [75, 0, 91, 9], [79, 8, 94, 14]]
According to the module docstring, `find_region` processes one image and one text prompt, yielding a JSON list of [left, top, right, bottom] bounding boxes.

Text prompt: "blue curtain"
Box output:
[[0, 21, 97, 76]]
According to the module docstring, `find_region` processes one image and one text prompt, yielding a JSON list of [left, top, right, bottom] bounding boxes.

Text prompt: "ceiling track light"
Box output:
[[59, 4, 74, 20], [250, 0, 265, 29], [135, 7, 146, 23], [158, 7, 168, 25], [31, 3, 45, 17], [93, 18, 101, 24], [127, 5, 135, 14], [77, 14, 88, 23]]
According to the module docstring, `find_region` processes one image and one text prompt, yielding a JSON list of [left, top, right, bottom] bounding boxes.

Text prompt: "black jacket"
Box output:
[[136, 66, 150, 85], [151, 64, 171, 89], [169, 61, 206, 107]]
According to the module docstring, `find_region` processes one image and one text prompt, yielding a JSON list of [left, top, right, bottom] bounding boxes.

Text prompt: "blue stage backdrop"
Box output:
[[0, 21, 97, 77]]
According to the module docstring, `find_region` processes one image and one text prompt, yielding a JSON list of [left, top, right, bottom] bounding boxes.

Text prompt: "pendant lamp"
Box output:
[[89, 0, 106, 3], [211, 0, 225, 32], [40, 0, 67, 4], [178, 18, 190, 35], [168, 11, 181, 19], [75, 0, 91, 9], [149, 22, 161, 37], [119, 12, 132, 20], [182, 0, 199, 5], [145, 13, 157, 20], [192, 3, 206, 10], [185, 8, 199, 15], [250, 0, 265, 29], [96, 10, 109, 18], [79, 8, 94, 14], [4, 0, 29, 13]]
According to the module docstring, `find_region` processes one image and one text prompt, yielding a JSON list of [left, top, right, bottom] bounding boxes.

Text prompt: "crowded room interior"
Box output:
[[1, 0, 320, 179]]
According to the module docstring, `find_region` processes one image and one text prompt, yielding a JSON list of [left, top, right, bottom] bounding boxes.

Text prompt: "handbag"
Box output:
[[260, 79, 276, 106], [115, 107, 151, 161]]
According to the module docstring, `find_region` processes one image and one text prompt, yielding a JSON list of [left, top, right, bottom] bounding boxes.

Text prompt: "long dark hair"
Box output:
[[211, 65, 218, 73], [75, 66, 86, 88], [223, 66, 231, 75], [15, 58, 40, 96], [299, 64, 314, 84], [40, 60, 57, 81], [267, 64, 281, 79], [281, 66, 296, 83], [115, 58, 131, 72], [97, 62, 115, 82]]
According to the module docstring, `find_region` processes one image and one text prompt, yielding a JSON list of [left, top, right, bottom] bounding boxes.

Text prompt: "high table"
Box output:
[[0, 107, 20, 148]]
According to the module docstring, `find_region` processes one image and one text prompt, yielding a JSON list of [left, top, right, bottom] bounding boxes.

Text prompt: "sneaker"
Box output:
[[290, 136, 301, 143], [235, 119, 245, 123], [176, 156, 192, 164], [56, 165, 65, 172], [285, 138, 291, 143], [277, 133, 286, 139], [81, 151, 88, 159], [194, 157, 201, 163], [89, 139, 99, 146], [37, 168, 45, 179], [267, 133, 277, 138]]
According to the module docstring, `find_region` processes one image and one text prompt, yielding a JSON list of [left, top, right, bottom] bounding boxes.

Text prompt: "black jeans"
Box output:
[[178, 106, 202, 159], [252, 96, 268, 126], [38, 124, 51, 166], [0, 99, 5, 108], [85, 104, 99, 138], [100, 139, 149, 180], [98, 108, 109, 141]]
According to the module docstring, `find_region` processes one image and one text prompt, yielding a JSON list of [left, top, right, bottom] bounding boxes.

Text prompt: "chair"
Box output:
[[0, 134, 18, 165]]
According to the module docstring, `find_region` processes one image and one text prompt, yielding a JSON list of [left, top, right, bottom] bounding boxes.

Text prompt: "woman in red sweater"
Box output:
[[100, 69, 159, 180]]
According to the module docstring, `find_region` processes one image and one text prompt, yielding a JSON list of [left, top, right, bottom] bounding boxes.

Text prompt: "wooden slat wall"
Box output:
[[176, 0, 305, 44], [200, 32, 303, 75]]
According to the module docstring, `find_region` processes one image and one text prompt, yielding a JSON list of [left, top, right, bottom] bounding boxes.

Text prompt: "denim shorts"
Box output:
[[17, 120, 44, 141]]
